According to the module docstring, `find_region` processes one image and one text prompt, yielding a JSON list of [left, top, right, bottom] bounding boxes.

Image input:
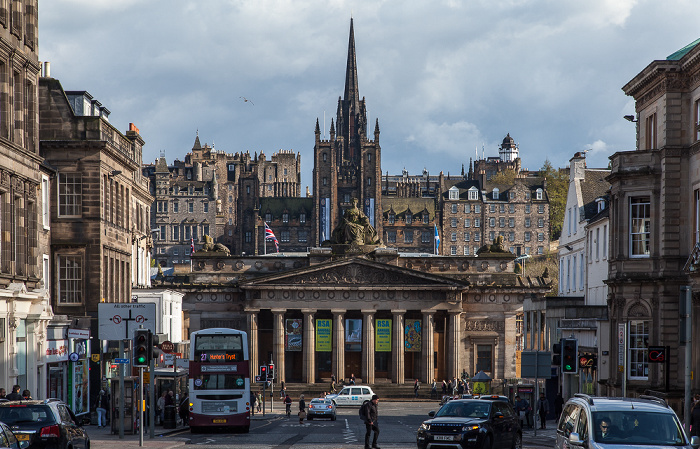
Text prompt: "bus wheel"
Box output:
[[190, 426, 199, 434], [242, 426, 250, 434]]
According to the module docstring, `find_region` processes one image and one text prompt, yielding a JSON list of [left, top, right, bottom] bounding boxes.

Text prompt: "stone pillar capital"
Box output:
[[391, 310, 407, 315], [421, 309, 437, 315], [271, 309, 286, 315], [301, 309, 316, 315], [244, 308, 260, 314], [331, 309, 345, 316]]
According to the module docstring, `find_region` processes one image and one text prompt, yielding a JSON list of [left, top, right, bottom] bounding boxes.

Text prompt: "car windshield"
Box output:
[[311, 399, 331, 404], [591, 411, 686, 446], [435, 402, 491, 418], [0, 406, 50, 424]]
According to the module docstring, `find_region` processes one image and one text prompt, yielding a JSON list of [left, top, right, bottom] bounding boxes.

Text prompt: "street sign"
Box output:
[[161, 341, 174, 353], [115, 358, 129, 364], [255, 375, 262, 383], [520, 351, 552, 378], [648, 346, 667, 363], [98, 303, 156, 340]]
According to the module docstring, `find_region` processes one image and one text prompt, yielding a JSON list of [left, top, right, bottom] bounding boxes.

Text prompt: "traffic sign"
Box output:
[[98, 303, 156, 340], [161, 341, 174, 353], [115, 358, 129, 364], [255, 375, 262, 383]]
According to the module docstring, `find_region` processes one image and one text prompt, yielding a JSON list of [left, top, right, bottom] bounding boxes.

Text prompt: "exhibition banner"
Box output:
[[345, 318, 362, 352], [404, 319, 422, 352], [285, 319, 302, 351], [316, 319, 332, 352], [375, 318, 392, 352]]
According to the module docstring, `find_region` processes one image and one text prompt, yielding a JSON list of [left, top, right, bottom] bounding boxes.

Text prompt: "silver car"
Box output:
[[307, 398, 337, 421], [556, 394, 700, 449]]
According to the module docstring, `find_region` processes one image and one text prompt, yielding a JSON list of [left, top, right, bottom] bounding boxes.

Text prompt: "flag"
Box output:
[[434, 225, 440, 254], [191, 237, 194, 254], [265, 222, 279, 252]]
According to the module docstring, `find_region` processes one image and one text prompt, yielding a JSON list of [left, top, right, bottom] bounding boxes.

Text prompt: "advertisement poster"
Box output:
[[364, 198, 375, 227], [315, 319, 332, 352], [375, 319, 392, 352], [320, 198, 330, 243], [404, 319, 422, 352], [285, 319, 303, 351], [345, 319, 362, 352], [68, 360, 89, 415]]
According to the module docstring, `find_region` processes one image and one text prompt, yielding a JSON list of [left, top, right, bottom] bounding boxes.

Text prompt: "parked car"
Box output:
[[326, 386, 375, 407], [307, 398, 336, 421], [417, 398, 521, 449], [0, 399, 90, 449], [556, 393, 700, 449]]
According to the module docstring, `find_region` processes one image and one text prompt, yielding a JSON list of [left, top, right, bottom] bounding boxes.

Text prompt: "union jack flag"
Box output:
[[191, 237, 194, 255], [264, 222, 279, 252]]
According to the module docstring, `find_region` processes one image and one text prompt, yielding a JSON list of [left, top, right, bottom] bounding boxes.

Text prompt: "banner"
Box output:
[[364, 198, 375, 227], [285, 319, 303, 351], [315, 319, 332, 352], [320, 198, 330, 243], [375, 318, 391, 352], [345, 319, 362, 352], [405, 319, 422, 352]]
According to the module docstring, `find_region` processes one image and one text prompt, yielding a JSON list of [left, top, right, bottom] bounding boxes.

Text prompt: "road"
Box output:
[[162, 401, 557, 448]]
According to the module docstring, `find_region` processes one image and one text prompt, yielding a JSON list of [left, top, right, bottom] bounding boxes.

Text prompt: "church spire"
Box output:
[[344, 18, 360, 110]]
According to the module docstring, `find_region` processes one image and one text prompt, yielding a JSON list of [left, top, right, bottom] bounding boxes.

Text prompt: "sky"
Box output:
[[38, 0, 700, 190]]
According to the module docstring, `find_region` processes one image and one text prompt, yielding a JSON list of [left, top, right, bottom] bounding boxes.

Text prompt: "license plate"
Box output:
[[15, 435, 29, 441], [434, 435, 454, 441], [212, 418, 227, 424]]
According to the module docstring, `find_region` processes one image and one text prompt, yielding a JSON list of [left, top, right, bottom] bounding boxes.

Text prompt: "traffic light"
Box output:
[[133, 329, 151, 367], [562, 338, 578, 374], [552, 340, 562, 367], [268, 364, 275, 380], [260, 365, 268, 381]]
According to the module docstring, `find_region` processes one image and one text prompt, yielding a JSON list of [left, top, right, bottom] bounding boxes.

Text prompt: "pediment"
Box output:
[[242, 258, 465, 289]]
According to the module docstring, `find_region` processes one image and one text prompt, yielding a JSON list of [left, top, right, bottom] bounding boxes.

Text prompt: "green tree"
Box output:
[[541, 159, 568, 240], [490, 168, 517, 185]]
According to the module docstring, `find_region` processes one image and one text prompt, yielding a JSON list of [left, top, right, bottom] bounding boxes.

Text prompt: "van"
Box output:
[[555, 394, 700, 449]]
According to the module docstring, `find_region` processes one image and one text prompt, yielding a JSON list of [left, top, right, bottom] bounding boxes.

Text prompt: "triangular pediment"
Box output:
[[241, 258, 467, 289]]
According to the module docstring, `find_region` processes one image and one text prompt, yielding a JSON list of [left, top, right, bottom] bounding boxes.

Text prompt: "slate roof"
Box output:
[[383, 197, 436, 219], [580, 169, 610, 220], [259, 197, 314, 219]]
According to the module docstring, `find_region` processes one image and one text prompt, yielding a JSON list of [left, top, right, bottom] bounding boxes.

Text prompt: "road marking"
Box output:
[[343, 418, 357, 444]]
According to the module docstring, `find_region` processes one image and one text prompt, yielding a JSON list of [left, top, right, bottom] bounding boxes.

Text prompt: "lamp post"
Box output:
[[515, 254, 531, 277]]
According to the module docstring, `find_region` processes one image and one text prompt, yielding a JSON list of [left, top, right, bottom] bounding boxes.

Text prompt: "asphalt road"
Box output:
[[164, 401, 556, 448]]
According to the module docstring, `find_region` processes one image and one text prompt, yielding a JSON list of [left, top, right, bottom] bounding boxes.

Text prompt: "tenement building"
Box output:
[[606, 37, 700, 404]]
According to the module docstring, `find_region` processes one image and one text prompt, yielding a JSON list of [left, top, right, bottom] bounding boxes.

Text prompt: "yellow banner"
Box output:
[[375, 319, 392, 352], [315, 319, 332, 352]]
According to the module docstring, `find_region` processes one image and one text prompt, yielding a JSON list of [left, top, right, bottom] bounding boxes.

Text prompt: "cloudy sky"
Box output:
[[39, 1, 700, 188]]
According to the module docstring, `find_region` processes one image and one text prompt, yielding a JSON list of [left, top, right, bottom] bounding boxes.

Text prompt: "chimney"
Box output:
[[42, 61, 50, 77], [129, 123, 140, 134]]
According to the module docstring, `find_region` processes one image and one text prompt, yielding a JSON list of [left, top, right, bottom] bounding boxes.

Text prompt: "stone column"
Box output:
[[536, 311, 542, 350], [362, 310, 375, 384], [246, 309, 260, 381], [332, 310, 345, 383], [447, 311, 461, 380], [392, 310, 406, 384], [523, 311, 529, 350], [302, 310, 316, 384], [272, 309, 285, 384], [422, 310, 436, 384]]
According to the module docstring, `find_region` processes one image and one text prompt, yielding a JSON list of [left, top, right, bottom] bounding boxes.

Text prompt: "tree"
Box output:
[[540, 159, 568, 240], [490, 168, 517, 185]]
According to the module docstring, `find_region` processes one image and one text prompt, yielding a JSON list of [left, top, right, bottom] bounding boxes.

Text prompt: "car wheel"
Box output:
[[331, 415, 336, 421], [482, 435, 493, 449], [511, 433, 522, 449]]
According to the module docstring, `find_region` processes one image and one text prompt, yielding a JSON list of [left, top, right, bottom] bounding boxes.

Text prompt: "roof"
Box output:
[[569, 396, 674, 414], [259, 197, 314, 218], [667, 37, 700, 60], [580, 169, 610, 220], [383, 197, 436, 218]]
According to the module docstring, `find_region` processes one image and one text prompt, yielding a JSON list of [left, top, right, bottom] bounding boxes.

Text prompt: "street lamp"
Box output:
[[515, 254, 532, 277]]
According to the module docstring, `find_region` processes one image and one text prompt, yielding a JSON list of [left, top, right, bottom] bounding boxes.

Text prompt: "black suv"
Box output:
[[417, 399, 521, 449], [0, 399, 90, 449]]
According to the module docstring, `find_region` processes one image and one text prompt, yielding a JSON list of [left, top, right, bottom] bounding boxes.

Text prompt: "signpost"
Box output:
[[161, 341, 174, 353], [98, 303, 157, 340], [519, 351, 551, 438]]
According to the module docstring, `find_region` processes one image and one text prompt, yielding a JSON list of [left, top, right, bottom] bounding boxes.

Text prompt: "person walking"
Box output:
[[515, 395, 532, 429], [537, 392, 550, 429], [430, 379, 437, 399], [441, 380, 447, 395], [6, 385, 22, 401], [298, 394, 306, 425], [413, 379, 420, 398], [21, 390, 31, 400], [554, 392, 564, 422], [95, 389, 109, 428], [156, 392, 166, 425], [256, 391, 262, 413], [362, 395, 380, 449]]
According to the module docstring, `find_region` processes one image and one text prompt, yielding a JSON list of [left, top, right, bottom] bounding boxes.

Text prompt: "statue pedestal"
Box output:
[[330, 243, 382, 256]]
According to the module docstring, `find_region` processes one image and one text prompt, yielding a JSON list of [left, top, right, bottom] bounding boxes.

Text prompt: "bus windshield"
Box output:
[[193, 334, 244, 362], [192, 373, 247, 391]]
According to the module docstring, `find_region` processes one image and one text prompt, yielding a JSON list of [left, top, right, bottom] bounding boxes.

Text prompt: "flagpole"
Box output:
[[264, 235, 267, 255]]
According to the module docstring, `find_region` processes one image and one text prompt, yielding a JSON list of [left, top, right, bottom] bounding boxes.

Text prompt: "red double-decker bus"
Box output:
[[188, 328, 250, 433]]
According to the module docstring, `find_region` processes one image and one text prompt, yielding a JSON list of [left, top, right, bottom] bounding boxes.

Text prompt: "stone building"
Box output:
[[0, 1, 53, 402], [39, 75, 153, 411], [605, 37, 700, 404]]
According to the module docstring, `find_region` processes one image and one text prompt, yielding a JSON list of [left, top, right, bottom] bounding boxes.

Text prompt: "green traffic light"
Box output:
[[564, 365, 572, 371], [137, 356, 147, 364]]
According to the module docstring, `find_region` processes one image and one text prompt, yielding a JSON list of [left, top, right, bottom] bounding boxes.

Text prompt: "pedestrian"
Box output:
[[21, 390, 31, 400], [362, 394, 380, 449], [554, 392, 564, 422], [0, 388, 6, 399], [96, 389, 110, 428], [446, 380, 452, 396], [298, 394, 306, 424], [441, 380, 447, 395], [256, 391, 262, 413], [537, 392, 549, 429], [6, 385, 22, 401], [515, 395, 532, 429], [691, 399, 700, 438], [284, 394, 292, 418], [331, 374, 336, 391], [457, 381, 464, 395], [350, 373, 356, 385], [157, 392, 166, 424], [178, 395, 189, 427], [249, 390, 256, 416], [280, 381, 286, 399], [430, 379, 437, 399], [165, 390, 174, 406], [414, 379, 420, 398]]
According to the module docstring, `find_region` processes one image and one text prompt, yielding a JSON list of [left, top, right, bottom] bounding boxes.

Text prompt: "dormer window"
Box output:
[[448, 186, 459, 200], [282, 213, 289, 223], [468, 187, 479, 201], [406, 213, 412, 224], [423, 213, 429, 224], [388, 213, 395, 224], [536, 188, 543, 200], [596, 197, 606, 213], [492, 188, 500, 200]]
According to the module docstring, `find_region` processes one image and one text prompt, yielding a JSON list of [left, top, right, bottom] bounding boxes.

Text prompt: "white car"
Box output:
[[326, 386, 375, 407]]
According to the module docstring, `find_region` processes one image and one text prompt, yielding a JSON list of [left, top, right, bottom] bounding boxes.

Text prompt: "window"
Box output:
[[603, 224, 608, 258], [246, 186, 250, 194], [489, 204, 496, 213], [300, 213, 306, 224], [367, 153, 371, 163], [343, 194, 350, 204], [188, 202, 194, 213], [203, 225, 209, 236], [423, 214, 429, 224], [489, 218, 495, 227], [58, 255, 82, 304], [464, 204, 471, 213], [367, 177, 372, 186], [499, 204, 505, 214], [525, 191, 531, 200], [449, 187, 459, 200], [645, 113, 657, 150], [185, 226, 191, 240], [173, 201, 179, 212], [421, 231, 431, 243], [228, 164, 235, 172], [509, 204, 515, 214], [406, 214, 412, 224], [536, 188, 543, 200], [267, 184, 272, 191], [451, 232, 457, 242], [404, 232, 413, 243], [474, 233, 480, 242], [203, 202, 209, 213], [525, 204, 531, 214], [474, 204, 481, 214], [298, 230, 308, 243], [450, 245, 457, 255], [568, 208, 572, 236], [464, 246, 470, 255], [524, 231, 531, 242], [159, 225, 166, 240], [476, 344, 492, 373], [538, 204, 545, 214], [58, 173, 81, 216], [492, 188, 499, 200], [509, 191, 516, 200], [499, 217, 505, 228], [464, 232, 470, 242], [538, 218, 544, 228], [489, 231, 495, 241], [537, 246, 543, 254], [173, 248, 179, 256], [323, 177, 328, 186], [629, 320, 649, 379], [464, 218, 471, 228], [573, 255, 577, 290], [42, 254, 49, 292], [387, 231, 396, 243], [282, 213, 289, 223], [245, 232, 252, 243], [580, 253, 584, 290], [538, 233, 544, 242], [596, 228, 600, 260], [451, 218, 457, 228], [468, 188, 479, 201], [228, 196, 233, 203], [280, 230, 290, 242], [508, 232, 514, 242], [228, 218, 232, 225], [388, 213, 395, 224], [451, 204, 457, 214], [696, 100, 700, 142], [41, 175, 49, 229], [265, 213, 272, 223], [630, 197, 651, 257], [509, 218, 515, 228], [323, 153, 327, 162], [474, 218, 481, 227]]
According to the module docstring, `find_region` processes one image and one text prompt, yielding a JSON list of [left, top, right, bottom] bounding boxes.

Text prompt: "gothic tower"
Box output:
[[313, 19, 382, 245]]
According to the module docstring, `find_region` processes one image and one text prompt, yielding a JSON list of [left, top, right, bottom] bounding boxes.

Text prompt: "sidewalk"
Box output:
[[86, 422, 190, 449]]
